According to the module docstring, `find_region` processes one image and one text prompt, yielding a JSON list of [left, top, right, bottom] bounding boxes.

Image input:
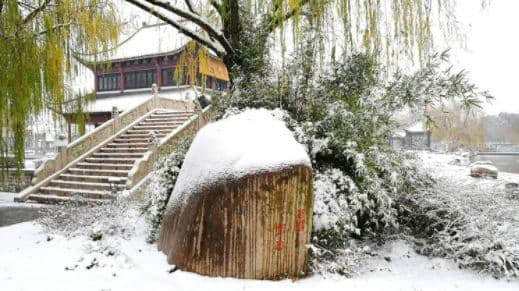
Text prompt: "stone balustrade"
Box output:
[[128, 105, 214, 195]]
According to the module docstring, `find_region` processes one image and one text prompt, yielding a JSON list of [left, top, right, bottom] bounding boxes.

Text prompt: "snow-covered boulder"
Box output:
[[470, 161, 498, 178], [158, 109, 313, 280]]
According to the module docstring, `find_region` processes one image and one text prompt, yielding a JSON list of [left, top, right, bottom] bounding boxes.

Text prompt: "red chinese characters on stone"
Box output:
[[274, 240, 284, 251], [274, 223, 285, 251], [275, 223, 286, 236], [294, 209, 305, 232], [294, 219, 305, 232]]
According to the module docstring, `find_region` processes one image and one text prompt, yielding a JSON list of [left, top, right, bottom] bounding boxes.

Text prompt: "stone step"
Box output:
[[84, 157, 137, 164], [91, 152, 143, 158], [76, 162, 133, 171], [132, 125, 177, 131], [113, 138, 150, 144], [48, 180, 125, 192], [39, 186, 115, 200], [142, 118, 188, 123], [27, 194, 105, 205], [126, 129, 171, 134], [139, 121, 185, 127], [67, 168, 129, 177], [144, 117, 190, 123], [99, 147, 148, 153], [59, 174, 127, 184], [106, 142, 149, 148], [118, 133, 166, 139], [151, 111, 194, 116]]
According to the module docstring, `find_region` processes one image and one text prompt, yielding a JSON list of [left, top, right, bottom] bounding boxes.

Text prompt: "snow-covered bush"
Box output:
[[38, 198, 139, 240], [214, 48, 489, 275], [398, 174, 519, 279], [141, 135, 193, 243]]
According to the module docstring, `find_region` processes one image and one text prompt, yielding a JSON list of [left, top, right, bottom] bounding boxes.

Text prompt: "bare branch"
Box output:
[[209, 0, 221, 16], [22, 0, 51, 24], [142, 0, 234, 55], [36, 22, 75, 37], [124, 0, 225, 56], [184, 0, 198, 15], [17, 1, 38, 11]]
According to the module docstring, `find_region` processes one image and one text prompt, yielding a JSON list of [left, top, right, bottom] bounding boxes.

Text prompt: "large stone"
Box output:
[[470, 161, 498, 178], [158, 109, 313, 279]]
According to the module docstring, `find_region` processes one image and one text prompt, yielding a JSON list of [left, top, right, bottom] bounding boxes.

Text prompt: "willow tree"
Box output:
[[0, 0, 120, 168], [124, 0, 468, 77]]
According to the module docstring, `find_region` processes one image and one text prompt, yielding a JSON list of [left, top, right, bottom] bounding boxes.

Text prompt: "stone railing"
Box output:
[[32, 95, 193, 185], [0, 169, 35, 192], [128, 105, 214, 196]]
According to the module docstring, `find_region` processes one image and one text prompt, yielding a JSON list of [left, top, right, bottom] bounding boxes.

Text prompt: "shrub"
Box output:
[[38, 197, 138, 240], [397, 170, 519, 279], [142, 135, 194, 243]]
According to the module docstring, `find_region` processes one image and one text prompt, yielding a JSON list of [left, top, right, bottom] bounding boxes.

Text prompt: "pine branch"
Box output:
[[141, 0, 234, 55], [124, 0, 225, 57]]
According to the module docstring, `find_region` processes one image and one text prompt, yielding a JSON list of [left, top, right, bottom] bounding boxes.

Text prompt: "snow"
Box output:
[[470, 163, 498, 175], [418, 152, 519, 260], [169, 109, 312, 206], [1, 152, 519, 290], [312, 169, 356, 232], [85, 23, 190, 63], [1, 220, 517, 291], [405, 121, 426, 133], [81, 86, 200, 113]]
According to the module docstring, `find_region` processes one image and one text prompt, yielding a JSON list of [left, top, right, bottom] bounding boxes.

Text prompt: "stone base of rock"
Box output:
[[158, 165, 313, 280]]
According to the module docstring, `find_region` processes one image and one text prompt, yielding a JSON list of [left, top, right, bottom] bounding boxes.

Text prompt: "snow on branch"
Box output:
[[22, 0, 51, 24], [141, 0, 234, 55], [124, 0, 225, 56]]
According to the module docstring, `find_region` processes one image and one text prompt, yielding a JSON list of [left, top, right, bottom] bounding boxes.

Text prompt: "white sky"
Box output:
[[449, 1, 519, 115]]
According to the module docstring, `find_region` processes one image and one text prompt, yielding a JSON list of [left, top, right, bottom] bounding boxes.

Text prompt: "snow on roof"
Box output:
[[169, 109, 312, 206], [393, 130, 406, 138], [405, 121, 427, 133], [83, 86, 200, 113], [86, 23, 191, 63]]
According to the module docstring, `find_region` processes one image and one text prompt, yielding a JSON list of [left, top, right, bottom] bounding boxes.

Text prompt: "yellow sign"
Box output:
[[200, 57, 229, 81]]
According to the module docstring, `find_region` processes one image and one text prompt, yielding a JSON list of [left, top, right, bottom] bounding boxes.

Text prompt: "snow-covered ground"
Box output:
[[1, 152, 519, 291], [1, 220, 517, 291], [419, 152, 519, 252]]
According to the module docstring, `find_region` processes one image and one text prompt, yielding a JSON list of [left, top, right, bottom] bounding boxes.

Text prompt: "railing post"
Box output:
[[152, 83, 159, 109], [112, 106, 120, 134]]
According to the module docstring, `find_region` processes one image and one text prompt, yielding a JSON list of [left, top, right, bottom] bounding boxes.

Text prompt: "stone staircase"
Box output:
[[25, 110, 195, 204]]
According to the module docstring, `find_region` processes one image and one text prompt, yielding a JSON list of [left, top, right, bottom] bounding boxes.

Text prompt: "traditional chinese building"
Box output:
[[404, 122, 432, 150], [64, 23, 229, 141]]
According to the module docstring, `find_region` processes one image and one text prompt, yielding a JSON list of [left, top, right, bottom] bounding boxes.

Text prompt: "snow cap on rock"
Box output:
[[170, 108, 311, 206]]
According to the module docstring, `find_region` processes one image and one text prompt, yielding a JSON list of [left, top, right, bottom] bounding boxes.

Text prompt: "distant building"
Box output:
[[389, 130, 406, 149], [64, 23, 229, 141], [404, 122, 431, 150], [390, 122, 432, 150]]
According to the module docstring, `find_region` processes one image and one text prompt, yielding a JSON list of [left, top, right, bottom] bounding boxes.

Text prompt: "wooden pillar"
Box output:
[[156, 58, 162, 88], [67, 122, 72, 143], [119, 66, 125, 92], [94, 70, 99, 93]]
